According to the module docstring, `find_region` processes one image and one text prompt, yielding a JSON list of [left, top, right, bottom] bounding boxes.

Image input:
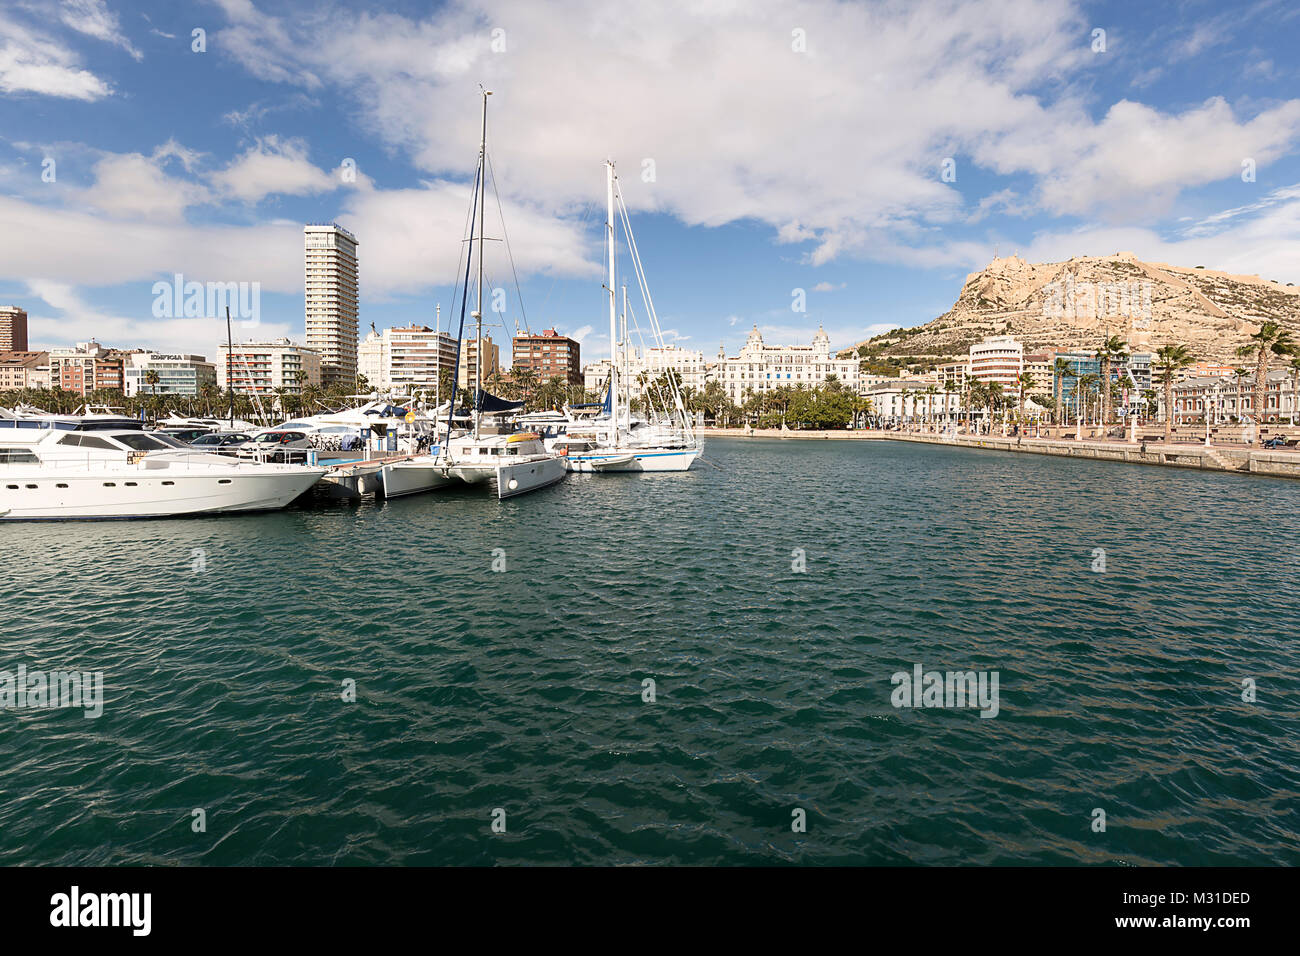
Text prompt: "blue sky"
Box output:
[[2, 0, 1299, 365]]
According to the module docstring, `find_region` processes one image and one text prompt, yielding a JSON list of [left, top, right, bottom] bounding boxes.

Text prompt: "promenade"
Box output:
[[703, 426, 1300, 480]]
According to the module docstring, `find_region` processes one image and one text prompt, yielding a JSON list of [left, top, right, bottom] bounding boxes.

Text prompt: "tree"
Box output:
[[1154, 344, 1195, 443], [1094, 334, 1129, 426], [1052, 358, 1072, 426], [1016, 371, 1035, 422], [1231, 367, 1249, 421], [1236, 321, 1295, 424], [1290, 356, 1300, 425]]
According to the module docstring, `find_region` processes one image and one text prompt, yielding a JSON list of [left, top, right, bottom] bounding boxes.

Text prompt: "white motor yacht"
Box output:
[[0, 410, 326, 520]]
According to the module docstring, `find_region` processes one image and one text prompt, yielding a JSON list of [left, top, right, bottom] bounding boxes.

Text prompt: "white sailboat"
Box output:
[[381, 89, 566, 500], [554, 161, 702, 474]]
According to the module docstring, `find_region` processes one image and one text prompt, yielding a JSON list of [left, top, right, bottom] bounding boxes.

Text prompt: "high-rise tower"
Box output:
[[304, 223, 358, 389]]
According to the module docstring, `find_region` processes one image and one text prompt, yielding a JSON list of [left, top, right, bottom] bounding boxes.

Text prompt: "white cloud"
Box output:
[[0, 13, 112, 100], [58, 0, 143, 61], [200, 0, 1300, 270], [70, 146, 211, 222], [210, 136, 340, 202], [812, 281, 846, 292], [25, 280, 297, 356]]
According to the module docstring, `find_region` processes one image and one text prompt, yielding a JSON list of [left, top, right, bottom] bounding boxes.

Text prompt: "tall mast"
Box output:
[[620, 283, 628, 429], [225, 306, 234, 426], [606, 161, 618, 436], [474, 89, 491, 440]]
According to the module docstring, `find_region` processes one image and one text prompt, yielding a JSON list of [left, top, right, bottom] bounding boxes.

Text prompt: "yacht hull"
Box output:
[[380, 458, 455, 498], [0, 468, 326, 520], [565, 447, 701, 473]]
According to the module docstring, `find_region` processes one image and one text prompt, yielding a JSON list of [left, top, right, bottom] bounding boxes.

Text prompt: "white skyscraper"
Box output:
[[304, 223, 359, 389]]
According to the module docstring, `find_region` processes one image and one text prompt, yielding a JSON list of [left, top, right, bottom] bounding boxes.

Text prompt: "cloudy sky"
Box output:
[[2, 0, 1299, 362]]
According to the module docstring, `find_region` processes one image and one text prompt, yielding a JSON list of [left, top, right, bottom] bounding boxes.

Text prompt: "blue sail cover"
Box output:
[[475, 390, 524, 413]]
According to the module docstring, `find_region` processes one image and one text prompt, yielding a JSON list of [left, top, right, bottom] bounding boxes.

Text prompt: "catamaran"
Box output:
[[381, 89, 566, 500]]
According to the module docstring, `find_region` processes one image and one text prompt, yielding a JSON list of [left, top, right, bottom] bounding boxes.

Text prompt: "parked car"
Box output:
[[236, 430, 315, 463], [154, 427, 214, 444], [189, 431, 254, 455]]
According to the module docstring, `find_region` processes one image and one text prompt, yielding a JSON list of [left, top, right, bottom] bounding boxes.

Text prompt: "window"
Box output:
[[58, 434, 118, 450], [116, 434, 171, 451], [0, 447, 40, 464]]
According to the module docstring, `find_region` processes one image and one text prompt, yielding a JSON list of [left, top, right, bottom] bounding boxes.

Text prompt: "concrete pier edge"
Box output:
[[702, 428, 1300, 479]]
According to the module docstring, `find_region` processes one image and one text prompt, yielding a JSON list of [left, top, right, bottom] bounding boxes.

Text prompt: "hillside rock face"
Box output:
[[846, 253, 1300, 363]]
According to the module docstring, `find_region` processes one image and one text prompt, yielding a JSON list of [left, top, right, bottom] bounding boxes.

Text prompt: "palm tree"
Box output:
[[1077, 373, 1099, 425], [1016, 371, 1035, 423], [1052, 358, 1072, 426], [1154, 344, 1195, 443], [1094, 334, 1129, 427], [1289, 356, 1300, 425], [1141, 388, 1158, 421], [924, 385, 937, 428], [1231, 367, 1249, 422], [1236, 321, 1295, 425]]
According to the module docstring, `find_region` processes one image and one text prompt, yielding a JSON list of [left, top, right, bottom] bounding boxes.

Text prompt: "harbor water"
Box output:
[[2, 437, 1298, 865]]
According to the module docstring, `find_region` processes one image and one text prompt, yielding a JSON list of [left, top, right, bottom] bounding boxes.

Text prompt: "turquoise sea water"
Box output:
[[1, 437, 1298, 865]]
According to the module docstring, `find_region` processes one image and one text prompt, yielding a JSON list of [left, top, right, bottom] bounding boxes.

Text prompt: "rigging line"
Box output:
[[445, 154, 482, 443], [486, 151, 531, 337]]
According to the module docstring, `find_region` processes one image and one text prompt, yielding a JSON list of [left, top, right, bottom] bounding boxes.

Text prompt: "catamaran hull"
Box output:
[[446, 457, 567, 497], [565, 447, 701, 473], [0, 469, 326, 520], [380, 460, 455, 498], [495, 456, 567, 498]]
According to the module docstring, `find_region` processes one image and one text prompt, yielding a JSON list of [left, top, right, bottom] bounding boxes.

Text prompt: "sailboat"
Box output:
[[551, 161, 702, 473], [381, 89, 566, 500]]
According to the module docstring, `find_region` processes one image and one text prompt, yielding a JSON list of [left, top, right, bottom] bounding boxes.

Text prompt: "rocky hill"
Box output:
[[844, 253, 1300, 365]]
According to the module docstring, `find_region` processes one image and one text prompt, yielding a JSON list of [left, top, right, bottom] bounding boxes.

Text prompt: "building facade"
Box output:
[[0, 306, 28, 352], [459, 335, 500, 392], [304, 223, 359, 389], [359, 324, 460, 393], [218, 339, 321, 396], [582, 344, 708, 398], [1167, 369, 1297, 423], [124, 352, 217, 397], [716, 325, 860, 404], [968, 335, 1023, 387], [0, 350, 47, 390], [512, 328, 581, 386], [48, 341, 125, 395], [865, 378, 962, 424]]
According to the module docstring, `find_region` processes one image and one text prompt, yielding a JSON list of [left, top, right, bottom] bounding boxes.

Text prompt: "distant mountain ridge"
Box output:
[[843, 253, 1300, 364]]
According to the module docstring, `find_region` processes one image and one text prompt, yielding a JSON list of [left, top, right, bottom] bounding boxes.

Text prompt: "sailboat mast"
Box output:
[[606, 161, 618, 436], [474, 89, 491, 441], [620, 283, 628, 429], [225, 306, 235, 427]]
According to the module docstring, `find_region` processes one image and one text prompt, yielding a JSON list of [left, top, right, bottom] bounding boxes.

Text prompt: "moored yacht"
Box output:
[[387, 88, 566, 501], [0, 409, 326, 520]]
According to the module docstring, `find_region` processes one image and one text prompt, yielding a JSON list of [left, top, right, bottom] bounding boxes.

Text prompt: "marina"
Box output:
[[2, 437, 1296, 866]]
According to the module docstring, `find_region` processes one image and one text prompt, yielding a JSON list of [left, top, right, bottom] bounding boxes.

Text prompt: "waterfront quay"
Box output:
[[704, 426, 1300, 479]]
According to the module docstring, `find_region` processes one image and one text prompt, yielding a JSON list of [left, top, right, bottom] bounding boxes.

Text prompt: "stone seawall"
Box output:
[[701, 428, 1300, 480]]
